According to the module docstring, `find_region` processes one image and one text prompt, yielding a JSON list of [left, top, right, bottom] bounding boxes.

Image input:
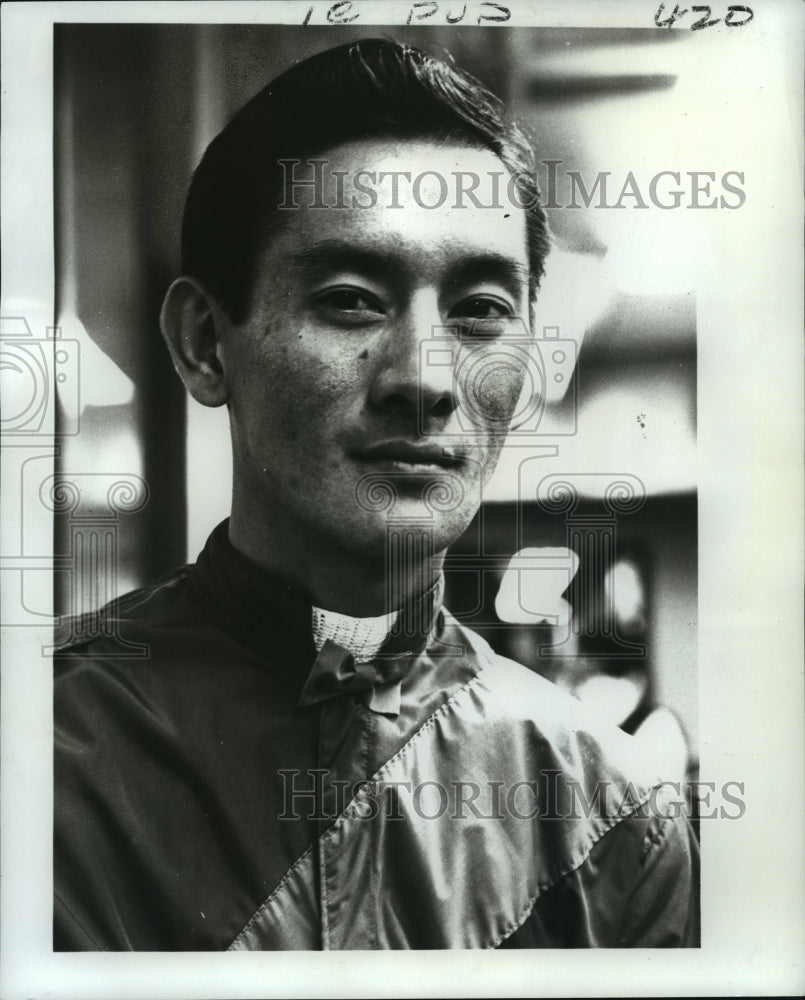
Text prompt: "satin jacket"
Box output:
[[54, 520, 699, 950]]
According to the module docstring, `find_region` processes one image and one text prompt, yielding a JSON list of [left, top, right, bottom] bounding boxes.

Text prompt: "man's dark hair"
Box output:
[[182, 37, 550, 323]]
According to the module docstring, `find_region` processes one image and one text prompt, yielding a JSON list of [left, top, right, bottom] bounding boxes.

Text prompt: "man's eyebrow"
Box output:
[[446, 255, 530, 301], [286, 241, 399, 282], [287, 239, 529, 299]]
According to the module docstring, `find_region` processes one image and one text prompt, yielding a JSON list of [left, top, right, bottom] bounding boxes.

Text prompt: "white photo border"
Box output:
[[1, 1, 803, 997]]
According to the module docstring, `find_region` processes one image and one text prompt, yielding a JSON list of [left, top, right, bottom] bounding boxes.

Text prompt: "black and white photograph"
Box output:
[[1, 0, 802, 996]]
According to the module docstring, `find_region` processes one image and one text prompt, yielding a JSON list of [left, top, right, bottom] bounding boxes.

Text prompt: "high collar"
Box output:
[[188, 520, 443, 674]]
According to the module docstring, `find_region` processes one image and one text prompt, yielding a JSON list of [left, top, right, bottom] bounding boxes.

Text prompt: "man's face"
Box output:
[[219, 140, 532, 562]]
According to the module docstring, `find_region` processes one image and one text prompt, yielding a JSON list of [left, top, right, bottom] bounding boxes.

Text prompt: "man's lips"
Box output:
[[354, 440, 465, 470]]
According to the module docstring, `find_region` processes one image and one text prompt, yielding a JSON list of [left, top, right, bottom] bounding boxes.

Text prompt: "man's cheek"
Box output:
[[461, 363, 525, 427]]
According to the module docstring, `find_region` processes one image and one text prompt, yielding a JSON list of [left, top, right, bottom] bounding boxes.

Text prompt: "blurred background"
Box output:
[[54, 24, 698, 779]]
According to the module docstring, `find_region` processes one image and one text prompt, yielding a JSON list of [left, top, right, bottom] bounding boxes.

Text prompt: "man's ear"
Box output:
[[160, 277, 230, 407]]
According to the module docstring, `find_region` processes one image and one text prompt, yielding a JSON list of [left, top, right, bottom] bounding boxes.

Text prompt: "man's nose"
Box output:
[[368, 292, 458, 420]]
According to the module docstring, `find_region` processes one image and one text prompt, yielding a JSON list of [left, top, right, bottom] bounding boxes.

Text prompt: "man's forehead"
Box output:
[[271, 138, 530, 277]]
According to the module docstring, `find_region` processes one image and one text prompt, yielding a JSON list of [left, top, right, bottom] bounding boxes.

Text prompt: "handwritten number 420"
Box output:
[[655, 4, 754, 29]]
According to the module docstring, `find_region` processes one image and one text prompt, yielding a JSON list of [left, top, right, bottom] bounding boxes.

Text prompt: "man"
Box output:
[[54, 38, 699, 950]]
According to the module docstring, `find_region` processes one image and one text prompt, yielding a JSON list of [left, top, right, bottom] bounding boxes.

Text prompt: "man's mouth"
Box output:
[[355, 440, 465, 473]]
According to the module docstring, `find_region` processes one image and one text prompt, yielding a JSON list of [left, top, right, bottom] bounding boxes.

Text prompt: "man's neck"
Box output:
[[227, 510, 445, 618]]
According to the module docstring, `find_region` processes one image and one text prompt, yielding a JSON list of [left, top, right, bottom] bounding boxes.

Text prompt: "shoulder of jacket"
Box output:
[[53, 564, 191, 655], [441, 610, 660, 792], [441, 609, 586, 715]]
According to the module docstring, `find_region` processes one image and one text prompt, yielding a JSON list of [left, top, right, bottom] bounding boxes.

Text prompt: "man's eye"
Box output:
[[315, 288, 385, 318], [450, 296, 513, 320]]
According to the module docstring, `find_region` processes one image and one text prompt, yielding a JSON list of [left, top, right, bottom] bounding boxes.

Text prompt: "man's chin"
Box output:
[[342, 503, 477, 561]]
